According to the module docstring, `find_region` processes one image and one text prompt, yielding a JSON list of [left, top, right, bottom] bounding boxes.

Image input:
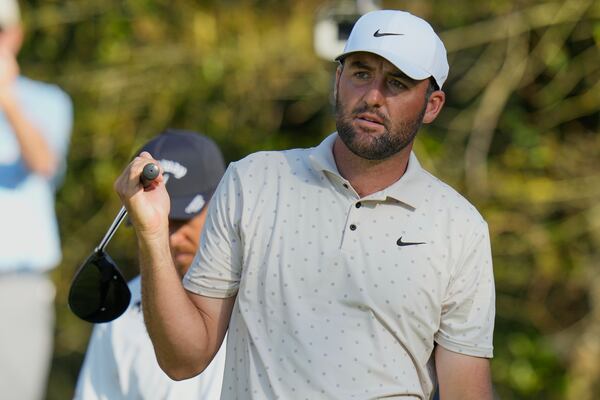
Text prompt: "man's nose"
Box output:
[[169, 227, 185, 247], [363, 79, 386, 107]]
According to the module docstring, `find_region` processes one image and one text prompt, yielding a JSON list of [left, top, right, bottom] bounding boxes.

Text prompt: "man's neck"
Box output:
[[332, 136, 412, 198]]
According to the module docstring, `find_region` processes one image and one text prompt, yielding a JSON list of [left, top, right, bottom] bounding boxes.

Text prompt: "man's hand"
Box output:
[[114, 152, 170, 239], [0, 47, 18, 87]]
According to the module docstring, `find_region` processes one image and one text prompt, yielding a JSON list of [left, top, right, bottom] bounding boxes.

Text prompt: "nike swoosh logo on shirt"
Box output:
[[396, 237, 426, 247]]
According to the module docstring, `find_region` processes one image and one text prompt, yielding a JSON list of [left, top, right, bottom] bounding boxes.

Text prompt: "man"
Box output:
[[116, 10, 495, 400], [0, 1, 73, 399], [75, 130, 227, 399]]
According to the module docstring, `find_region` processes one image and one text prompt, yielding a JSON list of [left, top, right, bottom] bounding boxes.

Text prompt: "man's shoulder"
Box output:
[[230, 147, 312, 177], [234, 147, 310, 164], [127, 275, 142, 294], [419, 168, 487, 225], [126, 275, 143, 309]]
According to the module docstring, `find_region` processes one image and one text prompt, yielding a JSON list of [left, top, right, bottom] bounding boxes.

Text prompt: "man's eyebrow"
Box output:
[[348, 60, 373, 70], [347, 59, 419, 85], [389, 71, 417, 83]]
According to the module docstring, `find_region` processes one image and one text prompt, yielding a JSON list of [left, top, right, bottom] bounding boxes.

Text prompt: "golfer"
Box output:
[[75, 130, 227, 399], [116, 10, 495, 400]]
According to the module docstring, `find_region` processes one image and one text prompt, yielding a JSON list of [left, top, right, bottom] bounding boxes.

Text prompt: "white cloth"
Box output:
[[0, 274, 55, 400], [74, 276, 226, 400], [184, 133, 495, 399]]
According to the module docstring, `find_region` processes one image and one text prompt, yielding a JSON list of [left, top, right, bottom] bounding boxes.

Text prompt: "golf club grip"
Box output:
[[140, 163, 160, 188]]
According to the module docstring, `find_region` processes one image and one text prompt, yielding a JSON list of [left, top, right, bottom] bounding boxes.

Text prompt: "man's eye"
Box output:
[[389, 79, 406, 89], [354, 71, 370, 80]]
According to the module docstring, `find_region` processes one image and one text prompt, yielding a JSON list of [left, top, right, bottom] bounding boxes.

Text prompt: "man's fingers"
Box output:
[[136, 153, 164, 188], [138, 151, 154, 160], [114, 154, 165, 200], [114, 158, 146, 197]]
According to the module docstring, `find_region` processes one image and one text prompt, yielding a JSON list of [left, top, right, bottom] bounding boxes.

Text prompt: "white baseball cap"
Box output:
[[0, 0, 21, 29], [335, 10, 449, 89]]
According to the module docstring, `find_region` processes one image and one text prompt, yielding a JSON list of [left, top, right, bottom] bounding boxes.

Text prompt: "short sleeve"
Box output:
[[435, 221, 495, 358], [183, 163, 243, 298]]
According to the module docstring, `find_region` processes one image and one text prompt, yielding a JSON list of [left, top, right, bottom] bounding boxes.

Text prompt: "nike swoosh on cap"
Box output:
[[373, 29, 404, 37]]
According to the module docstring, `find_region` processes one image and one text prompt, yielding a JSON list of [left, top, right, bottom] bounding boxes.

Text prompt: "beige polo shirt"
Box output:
[[184, 133, 495, 400]]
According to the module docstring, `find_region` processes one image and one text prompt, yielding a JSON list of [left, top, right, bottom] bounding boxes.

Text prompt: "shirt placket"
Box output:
[[338, 179, 371, 252]]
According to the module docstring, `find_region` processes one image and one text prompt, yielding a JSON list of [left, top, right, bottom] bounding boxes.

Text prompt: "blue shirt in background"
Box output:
[[0, 76, 73, 272]]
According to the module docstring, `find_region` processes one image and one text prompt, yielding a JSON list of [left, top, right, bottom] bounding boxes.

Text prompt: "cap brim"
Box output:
[[336, 49, 431, 81], [169, 192, 211, 220]]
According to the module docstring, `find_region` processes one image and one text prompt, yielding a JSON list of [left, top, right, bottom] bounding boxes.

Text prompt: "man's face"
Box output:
[[334, 52, 433, 160], [168, 207, 208, 277]]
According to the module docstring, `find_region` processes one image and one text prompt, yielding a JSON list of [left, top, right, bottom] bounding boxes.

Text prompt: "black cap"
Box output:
[[137, 129, 225, 220]]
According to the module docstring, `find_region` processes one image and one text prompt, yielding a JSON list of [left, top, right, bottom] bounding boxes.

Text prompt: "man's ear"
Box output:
[[423, 90, 445, 124], [333, 65, 343, 103]]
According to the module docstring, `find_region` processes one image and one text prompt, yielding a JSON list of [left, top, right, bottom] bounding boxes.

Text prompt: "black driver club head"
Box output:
[[68, 250, 131, 323], [68, 162, 158, 323]]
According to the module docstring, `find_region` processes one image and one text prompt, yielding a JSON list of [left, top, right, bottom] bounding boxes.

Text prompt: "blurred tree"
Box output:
[[14, 0, 599, 399]]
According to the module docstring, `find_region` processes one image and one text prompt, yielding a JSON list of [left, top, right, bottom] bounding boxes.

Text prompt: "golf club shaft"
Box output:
[[95, 163, 159, 252], [96, 206, 128, 253]]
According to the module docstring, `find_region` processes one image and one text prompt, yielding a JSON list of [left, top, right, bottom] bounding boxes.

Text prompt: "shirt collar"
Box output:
[[308, 132, 430, 209], [307, 132, 340, 176], [381, 152, 429, 209]]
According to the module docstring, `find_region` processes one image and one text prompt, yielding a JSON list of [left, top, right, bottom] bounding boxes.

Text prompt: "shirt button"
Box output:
[[349, 224, 357, 231], [355, 202, 362, 208], [343, 183, 349, 189]]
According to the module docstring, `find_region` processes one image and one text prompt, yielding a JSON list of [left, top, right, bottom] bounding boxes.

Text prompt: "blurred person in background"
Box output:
[[0, 1, 73, 400], [74, 130, 227, 400]]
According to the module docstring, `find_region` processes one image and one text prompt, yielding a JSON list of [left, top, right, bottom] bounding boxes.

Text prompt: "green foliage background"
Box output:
[[15, 0, 599, 398]]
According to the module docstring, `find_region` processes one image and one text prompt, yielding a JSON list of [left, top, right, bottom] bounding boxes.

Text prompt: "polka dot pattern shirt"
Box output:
[[184, 133, 495, 399]]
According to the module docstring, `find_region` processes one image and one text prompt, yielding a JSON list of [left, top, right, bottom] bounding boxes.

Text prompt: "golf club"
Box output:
[[68, 163, 159, 323]]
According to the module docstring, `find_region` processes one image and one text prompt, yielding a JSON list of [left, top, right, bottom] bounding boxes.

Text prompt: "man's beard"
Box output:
[[335, 96, 426, 161]]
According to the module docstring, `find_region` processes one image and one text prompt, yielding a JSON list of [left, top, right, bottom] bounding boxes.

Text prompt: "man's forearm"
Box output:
[[137, 234, 214, 380], [1, 91, 57, 176]]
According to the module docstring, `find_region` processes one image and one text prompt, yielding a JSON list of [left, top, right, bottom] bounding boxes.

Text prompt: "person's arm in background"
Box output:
[[435, 346, 493, 400], [115, 153, 235, 380], [0, 48, 57, 177]]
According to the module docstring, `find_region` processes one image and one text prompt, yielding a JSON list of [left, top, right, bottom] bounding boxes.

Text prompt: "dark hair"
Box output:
[[425, 78, 439, 101]]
